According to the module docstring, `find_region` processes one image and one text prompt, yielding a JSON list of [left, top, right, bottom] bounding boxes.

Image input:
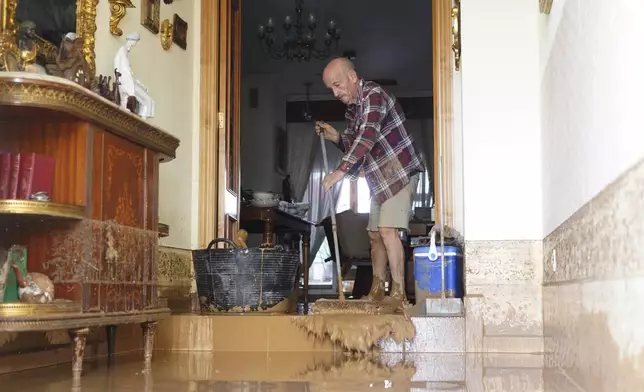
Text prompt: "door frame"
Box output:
[[197, 0, 458, 246], [197, 0, 242, 246]]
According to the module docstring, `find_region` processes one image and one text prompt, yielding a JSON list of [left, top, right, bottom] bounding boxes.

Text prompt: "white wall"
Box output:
[[460, 0, 542, 240], [540, 0, 644, 235], [94, 0, 200, 249]]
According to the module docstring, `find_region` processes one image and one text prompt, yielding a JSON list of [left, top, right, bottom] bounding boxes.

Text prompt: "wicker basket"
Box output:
[[192, 239, 300, 312]]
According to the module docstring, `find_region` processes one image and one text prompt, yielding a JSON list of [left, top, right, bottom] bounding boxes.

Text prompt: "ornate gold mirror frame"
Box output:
[[0, 0, 98, 74]]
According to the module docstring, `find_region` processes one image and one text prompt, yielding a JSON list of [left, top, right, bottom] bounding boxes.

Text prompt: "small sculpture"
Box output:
[[16, 21, 46, 74], [91, 73, 120, 104], [113, 68, 122, 105], [10, 263, 55, 304], [47, 33, 92, 88], [114, 32, 156, 119]]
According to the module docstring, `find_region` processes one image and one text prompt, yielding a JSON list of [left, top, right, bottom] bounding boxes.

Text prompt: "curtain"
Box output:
[[286, 124, 318, 201], [303, 139, 344, 262]]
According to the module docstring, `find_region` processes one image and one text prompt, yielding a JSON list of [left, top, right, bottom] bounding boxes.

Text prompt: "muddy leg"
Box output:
[[364, 231, 387, 301], [379, 228, 407, 303], [141, 322, 157, 368], [68, 327, 90, 381]]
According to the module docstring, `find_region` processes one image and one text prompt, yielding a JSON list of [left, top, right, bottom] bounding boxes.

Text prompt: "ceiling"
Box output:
[[241, 0, 433, 95]]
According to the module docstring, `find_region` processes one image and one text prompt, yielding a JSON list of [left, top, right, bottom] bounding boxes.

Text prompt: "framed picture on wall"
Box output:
[[172, 14, 188, 50], [275, 126, 287, 175], [141, 0, 161, 34]]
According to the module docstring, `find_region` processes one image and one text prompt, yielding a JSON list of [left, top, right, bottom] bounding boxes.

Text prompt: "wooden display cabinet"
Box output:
[[0, 74, 179, 378]]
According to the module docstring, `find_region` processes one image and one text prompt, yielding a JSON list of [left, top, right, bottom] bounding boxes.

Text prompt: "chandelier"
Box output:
[[257, 0, 341, 62]]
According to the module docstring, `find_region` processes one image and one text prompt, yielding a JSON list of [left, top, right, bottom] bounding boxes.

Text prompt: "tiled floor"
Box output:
[[0, 351, 584, 391]]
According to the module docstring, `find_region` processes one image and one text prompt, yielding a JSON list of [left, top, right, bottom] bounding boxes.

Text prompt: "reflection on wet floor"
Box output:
[[0, 351, 582, 391]]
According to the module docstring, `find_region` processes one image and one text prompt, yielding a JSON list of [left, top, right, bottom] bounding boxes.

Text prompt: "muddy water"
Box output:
[[288, 299, 415, 352], [292, 314, 415, 352], [0, 351, 570, 391]]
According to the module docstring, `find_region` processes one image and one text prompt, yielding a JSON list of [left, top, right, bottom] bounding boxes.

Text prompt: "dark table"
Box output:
[[239, 205, 315, 304]]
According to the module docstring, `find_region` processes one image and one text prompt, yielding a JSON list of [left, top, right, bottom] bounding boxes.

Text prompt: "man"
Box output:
[[316, 57, 425, 303]]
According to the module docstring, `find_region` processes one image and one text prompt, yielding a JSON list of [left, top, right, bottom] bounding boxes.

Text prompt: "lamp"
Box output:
[[257, 0, 341, 62]]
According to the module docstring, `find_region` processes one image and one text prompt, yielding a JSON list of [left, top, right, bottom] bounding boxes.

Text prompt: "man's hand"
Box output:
[[315, 121, 340, 144], [322, 170, 346, 190]]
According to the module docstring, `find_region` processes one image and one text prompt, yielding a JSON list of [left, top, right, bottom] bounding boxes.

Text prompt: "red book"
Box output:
[[7, 153, 20, 199], [17, 153, 55, 200], [0, 153, 10, 199]]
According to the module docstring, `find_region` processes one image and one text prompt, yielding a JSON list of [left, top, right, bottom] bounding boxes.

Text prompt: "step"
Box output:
[[156, 313, 465, 353]]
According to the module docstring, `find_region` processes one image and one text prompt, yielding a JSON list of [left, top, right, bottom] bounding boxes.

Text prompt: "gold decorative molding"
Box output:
[[0, 302, 81, 317], [33, 35, 58, 64], [160, 19, 173, 50], [77, 0, 99, 75], [0, 0, 98, 75], [0, 74, 180, 162], [539, 0, 553, 14], [0, 200, 85, 219], [0, 308, 170, 332], [109, 0, 136, 36], [0, 0, 22, 71], [451, 0, 461, 71]]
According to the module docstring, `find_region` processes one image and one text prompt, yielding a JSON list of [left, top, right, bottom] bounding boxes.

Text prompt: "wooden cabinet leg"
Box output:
[[141, 322, 157, 367], [106, 325, 117, 361], [68, 327, 90, 380]]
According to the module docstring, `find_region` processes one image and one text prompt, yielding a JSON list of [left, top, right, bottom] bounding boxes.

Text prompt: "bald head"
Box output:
[[322, 57, 359, 105], [325, 57, 355, 74]]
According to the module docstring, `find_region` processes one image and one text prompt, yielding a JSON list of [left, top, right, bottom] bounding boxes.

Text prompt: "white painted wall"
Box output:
[[460, 0, 542, 240], [540, 0, 644, 235], [94, 0, 200, 249]]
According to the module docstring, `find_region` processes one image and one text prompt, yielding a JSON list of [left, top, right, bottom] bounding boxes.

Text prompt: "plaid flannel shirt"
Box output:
[[335, 79, 425, 204]]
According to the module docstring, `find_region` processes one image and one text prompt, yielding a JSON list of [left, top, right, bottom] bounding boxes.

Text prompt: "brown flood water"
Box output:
[[0, 351, 579, 391]]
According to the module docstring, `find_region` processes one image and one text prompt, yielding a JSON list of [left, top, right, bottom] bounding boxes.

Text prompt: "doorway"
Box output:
[[196, 0, 460, 249]]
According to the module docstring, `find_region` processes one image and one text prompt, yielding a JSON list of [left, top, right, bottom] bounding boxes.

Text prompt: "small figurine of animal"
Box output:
[[11, 263, 55, 304], [234, 229, 249, 249]]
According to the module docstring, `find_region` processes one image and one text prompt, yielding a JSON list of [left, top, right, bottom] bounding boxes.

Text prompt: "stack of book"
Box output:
[[0, 152, 55, 200]]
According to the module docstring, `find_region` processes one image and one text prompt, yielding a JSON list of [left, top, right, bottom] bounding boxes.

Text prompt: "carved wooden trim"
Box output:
[[0, 74, 180, 161], [432, 0, 455, 228], [198, 0, 221, 247]]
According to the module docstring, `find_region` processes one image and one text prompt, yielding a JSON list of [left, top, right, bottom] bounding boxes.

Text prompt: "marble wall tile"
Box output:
[[543, 157, 644, 390], [157, 246, 195, 300], [466, 240, 543, 285], [464, 240, 544, 352]]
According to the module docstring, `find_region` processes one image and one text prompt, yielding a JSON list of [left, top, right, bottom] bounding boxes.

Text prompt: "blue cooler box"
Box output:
[[413, 245, 463, 298]]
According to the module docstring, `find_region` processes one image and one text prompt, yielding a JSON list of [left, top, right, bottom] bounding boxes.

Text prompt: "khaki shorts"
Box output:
[[367, 173, 419, 232]]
